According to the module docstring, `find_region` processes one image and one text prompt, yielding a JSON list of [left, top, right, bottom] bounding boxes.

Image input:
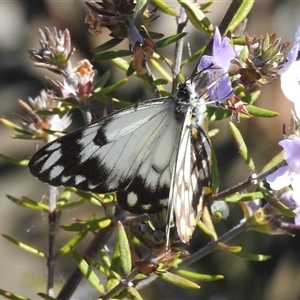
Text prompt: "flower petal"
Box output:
[[266, 165, 291, 190], [280, 190, 298, 209], [279, 25, 300, 74], [294, 213, 300, 225], [279, 136, 300, 167], [280, 60, 300, 117]]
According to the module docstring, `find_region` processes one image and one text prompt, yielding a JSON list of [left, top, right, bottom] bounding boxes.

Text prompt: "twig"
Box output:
[[172, 5, 188, 94], [47, 186, 57, 296], [209, 161, 285, 201], [180, 219, 249, 268]]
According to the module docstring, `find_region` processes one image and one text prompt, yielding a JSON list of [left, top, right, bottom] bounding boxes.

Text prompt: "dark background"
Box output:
[[0, 1, 300, 299]]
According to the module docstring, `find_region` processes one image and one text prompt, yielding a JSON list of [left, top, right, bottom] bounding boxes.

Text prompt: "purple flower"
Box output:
[[280, 26, 300, 117], [280, 60, 300, 118], [280, 190, 300, 225], [197, 27, 235, 103], [266, 135, 300, 192], [278, 25, 300, 75]]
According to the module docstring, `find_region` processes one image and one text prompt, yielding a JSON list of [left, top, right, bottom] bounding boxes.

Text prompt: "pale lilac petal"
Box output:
[[196, 27, 235, 103], [280, 190, 298, 208], [279, 25, 300, 74], [208, 75, 234, 103], [266, 165, 290, 190], [197, 55, 214, 71], [213, 27, 222, 48], [279, 136, 300, 167], [294, 213, 300, 225], [214, 36, 235, 70], [245, 199, 261, 216], [280, 60, 300, 117]]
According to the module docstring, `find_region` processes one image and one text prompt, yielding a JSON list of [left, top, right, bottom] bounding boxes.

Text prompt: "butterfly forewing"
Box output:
[[29, 98, 182, 214]]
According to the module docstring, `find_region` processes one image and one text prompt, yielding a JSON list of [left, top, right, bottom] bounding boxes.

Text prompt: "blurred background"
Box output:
[[1, 1, 300, 299]]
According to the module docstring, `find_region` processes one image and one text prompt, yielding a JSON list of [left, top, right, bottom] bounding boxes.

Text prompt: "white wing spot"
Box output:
[[61, 175, 71, 183], [75, 175, 86, 185], [41, 149, 62, 173], [159, 199, 168, 207], [180, 218, 186, 232], [46, 142, 61, 151], [87, 182, 100, 190], [191, 174, 198, 189], [127, 192, 138, 207], [142, 204, 152, 211], [49, 165, 64, 180]]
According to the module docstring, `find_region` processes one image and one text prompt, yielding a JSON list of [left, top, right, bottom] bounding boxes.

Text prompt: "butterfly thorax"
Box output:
[[175, 78, 207, 126]]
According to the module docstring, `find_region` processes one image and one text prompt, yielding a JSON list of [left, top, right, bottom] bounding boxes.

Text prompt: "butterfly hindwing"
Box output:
[[167, 106, 212, 244], [29, 98, 182, 214]]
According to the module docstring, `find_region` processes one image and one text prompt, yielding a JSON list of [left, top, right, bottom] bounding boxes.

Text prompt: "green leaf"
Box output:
[[241, 90, 261, 105], [225, 0, 255, 33], [262, 150, 284, 173], [2, 234, 46, 258], [56, 231, 88, 256], [87, 256, 121, 280], [0, 118, 31, 135], [0, 153, 29, 167], [229, 121, 255, 172], [36, 293, 57, 300], [93, 70, 111, 93], [260, 187, 296, 218], [246, 105, 279, 118], [72, 189, 113, 206], [153, 78, 169, 86], [210, 146, 219, 193], [57, 198, 86, 210], [98, 78, 128, 95], [71, 247, 105, 294], [177, 270, 224, 281], [99, 248, 111, 269], [178, 0, 213, 34], [7, 195, 49, 211], [231, 251, 271, 261], [110, 238, 122, 275], [56, 188, 73, 206], [35, 106, 73, 116], [224, 192, 264, 203], [112, 57, 131, 72], [218, 242, 242, 253], [117, 221, 132, 275], [61, 217, 112, 232], [155, 32, 187, 48], [126, 287, 143, 300], [207, 106, 231, 121], [156, 271, 200, 289], [93, 38, 124, 52], [150, 0, 178, 16], [198, 209, 218, 241], [0, 288, 33, 300], [93, 50, 132, 61]]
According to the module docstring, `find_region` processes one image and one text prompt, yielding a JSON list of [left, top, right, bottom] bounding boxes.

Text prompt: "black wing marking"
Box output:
[[29, 98, 183, 213]]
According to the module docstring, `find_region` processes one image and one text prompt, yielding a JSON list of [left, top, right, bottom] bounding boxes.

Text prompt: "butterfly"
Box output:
[[28, 71, 212, 247]]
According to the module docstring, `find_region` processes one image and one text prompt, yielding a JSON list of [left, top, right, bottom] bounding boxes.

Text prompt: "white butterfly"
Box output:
[[29, 71, 212, 246]]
